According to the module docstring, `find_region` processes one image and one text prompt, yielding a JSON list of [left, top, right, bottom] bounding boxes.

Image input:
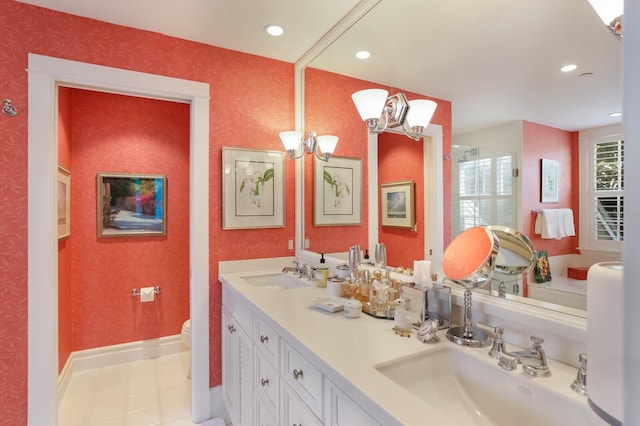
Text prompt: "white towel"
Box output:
[[559, 208, 575, 237], [535, 209, 558, 239], [534, 208, 575, 239]]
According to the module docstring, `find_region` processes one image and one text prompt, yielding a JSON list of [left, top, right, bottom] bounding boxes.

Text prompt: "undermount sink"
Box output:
[[376, 347, 588, 426], [240, 272, 313, 290]]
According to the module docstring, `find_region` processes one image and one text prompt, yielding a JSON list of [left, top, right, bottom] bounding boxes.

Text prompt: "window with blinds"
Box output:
[[593, 140, 624, 241], [457, 153, 515, 233]]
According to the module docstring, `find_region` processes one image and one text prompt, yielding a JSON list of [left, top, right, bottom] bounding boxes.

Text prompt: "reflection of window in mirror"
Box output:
[[452, 146, 516, 238], [583, 135, 624, 251]]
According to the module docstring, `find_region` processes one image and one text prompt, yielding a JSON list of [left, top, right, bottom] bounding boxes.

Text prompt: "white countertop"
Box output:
[[219, 267, 588, 425]]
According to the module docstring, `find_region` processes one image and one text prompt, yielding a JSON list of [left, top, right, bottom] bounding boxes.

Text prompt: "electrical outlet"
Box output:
[[288, 239, 293, 250], [304, 238, 310, 249]]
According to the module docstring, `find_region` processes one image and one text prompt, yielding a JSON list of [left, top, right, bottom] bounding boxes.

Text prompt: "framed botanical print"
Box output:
[[314, 156, 362, 226], [222, 147, 285, 229]]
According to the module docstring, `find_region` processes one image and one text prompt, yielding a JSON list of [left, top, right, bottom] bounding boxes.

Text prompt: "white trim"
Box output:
[[27, 53, 210, 425], [578, 124, 624, 253], [58, 336, 187, 401]]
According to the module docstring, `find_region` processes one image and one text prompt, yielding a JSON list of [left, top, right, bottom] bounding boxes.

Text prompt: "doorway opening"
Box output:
[[27, 54, 210, 425]]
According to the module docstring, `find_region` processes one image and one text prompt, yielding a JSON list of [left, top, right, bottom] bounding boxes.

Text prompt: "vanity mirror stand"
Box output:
[[442, 225, 536, 348]]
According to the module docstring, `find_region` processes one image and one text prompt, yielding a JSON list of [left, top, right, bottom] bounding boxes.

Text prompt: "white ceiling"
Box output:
[[18, 0, 622, 135]]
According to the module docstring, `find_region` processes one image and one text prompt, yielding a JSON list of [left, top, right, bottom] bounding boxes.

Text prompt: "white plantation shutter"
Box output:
[[593, 140, 624, 241]]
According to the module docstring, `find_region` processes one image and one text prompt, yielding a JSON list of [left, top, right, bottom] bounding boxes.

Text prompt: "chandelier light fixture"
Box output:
[[351, 89, 437, 141], [279, 131, 339, 162]]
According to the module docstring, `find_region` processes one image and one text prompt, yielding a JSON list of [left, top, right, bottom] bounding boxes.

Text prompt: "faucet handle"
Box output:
[[571, 353, 588, 396], [530, 336, 544, 347], [488, 326, 506, 359]]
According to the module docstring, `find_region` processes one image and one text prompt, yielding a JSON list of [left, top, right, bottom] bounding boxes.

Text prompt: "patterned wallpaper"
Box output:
[[378, 132, 424, 267], [69, 89, 191, 352], [522, 121, 579, 257], [0, 1, 295, 423]]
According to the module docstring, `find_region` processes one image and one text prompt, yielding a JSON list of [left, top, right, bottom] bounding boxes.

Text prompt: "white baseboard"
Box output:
[[58, 334, 187, 400]]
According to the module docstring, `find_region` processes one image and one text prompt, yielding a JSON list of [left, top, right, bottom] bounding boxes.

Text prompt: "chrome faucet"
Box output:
[[498, 336, 551, 377], [283, 261, 302, 276]]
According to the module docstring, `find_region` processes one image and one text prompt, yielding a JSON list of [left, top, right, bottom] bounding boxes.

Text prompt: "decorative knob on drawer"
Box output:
[[260, 378, 269, 387], [293, 369, 304, 380], [227, 325, 236, 333], [260, 335, 269, 344]]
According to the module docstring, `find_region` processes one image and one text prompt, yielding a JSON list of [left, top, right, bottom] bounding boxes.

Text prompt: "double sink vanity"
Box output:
[[219, 256, 589, 426]]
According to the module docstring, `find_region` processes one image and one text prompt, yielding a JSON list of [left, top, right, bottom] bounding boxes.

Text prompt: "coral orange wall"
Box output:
[[304, 68, 453, 253], [0, 1, 295, 422], [378, 132, 424, 267], [58, 87, 73, 372], [69, 89, 190, 351], [522, 121, 579, 257]]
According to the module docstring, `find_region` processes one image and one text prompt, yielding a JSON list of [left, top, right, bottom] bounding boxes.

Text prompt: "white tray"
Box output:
[[313, 296, 347, 313]]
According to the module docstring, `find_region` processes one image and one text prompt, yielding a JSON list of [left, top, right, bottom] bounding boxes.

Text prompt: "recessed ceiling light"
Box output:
[[264, 24, 284, 37], [608, 112, 622, 117], [355, 50, 371, 60], [561, 64, 578, 72]]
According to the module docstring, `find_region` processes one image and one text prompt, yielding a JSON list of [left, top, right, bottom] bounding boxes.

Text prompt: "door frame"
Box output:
[[27, 53, 211, 424]]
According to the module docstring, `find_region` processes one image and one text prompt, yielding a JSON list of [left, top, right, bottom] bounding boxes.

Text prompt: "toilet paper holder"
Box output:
[[131, 286, 161, 297]]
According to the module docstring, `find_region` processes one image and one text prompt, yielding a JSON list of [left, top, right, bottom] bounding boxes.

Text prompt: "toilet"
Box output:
[[181, 319, 191, 348], [181, 319, 191, 378]]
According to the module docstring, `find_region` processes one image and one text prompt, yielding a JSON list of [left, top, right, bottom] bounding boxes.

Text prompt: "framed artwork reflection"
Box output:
[[314, 156, 362, 226], [540, 159, 560, 203], [97, 173, 167, 238], [222, 147, 285, 229], [57, 166, 71, 239], [381, 180, 415, 229]]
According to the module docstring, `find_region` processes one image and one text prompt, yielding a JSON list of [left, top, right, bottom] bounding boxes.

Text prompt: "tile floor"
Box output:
[[58, 351, 197, 426]]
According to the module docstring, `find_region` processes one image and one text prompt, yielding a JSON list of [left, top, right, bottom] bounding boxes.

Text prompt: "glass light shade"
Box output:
[[587, 0, 623, 25], [279, 130, 302, 150], [316, 135, 339, 154], [351, 89, 389, 121], [406, 99, 437, 128]]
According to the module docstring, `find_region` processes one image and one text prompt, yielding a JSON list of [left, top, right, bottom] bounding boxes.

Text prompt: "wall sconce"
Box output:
[[279, 131, 338, 162], [351, 89, 437, 140]]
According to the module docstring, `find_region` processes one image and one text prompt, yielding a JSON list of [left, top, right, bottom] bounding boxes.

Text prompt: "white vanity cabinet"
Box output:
[[221, 308, 253, 426], [222, 283, 378, 426]]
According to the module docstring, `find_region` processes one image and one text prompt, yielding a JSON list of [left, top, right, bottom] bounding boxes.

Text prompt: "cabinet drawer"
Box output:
[[223, 285, 252, 332], [254, 314, 280, 365], [281, 340, 323, 418], [281, 382, 322, 426], [255, 349, 279, 410]]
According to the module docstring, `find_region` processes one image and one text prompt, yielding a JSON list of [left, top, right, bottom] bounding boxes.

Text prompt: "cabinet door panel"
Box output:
[[281, 382, 322, 426], [325, 379, 381, 426]]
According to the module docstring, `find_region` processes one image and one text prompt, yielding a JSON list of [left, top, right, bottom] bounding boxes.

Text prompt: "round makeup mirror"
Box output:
[[442, 225, 536, 347]]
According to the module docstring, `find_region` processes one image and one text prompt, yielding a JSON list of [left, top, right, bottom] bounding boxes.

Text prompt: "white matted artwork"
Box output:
[[222, 147, 285, 229], [540, 158, 560, 203], [381, 180, 415, 229], [57, 165, 71, 239], [314, 155, 361, 226]]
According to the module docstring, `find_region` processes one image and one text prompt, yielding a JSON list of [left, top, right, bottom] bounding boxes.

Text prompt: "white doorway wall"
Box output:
[[27, 54, 211, 425]]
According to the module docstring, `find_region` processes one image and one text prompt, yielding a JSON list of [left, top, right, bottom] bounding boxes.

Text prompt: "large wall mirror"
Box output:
[[297, 0, 622, 318]]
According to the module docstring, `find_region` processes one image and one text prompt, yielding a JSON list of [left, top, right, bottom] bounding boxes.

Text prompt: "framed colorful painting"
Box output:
[[97, 173, 167, 238], [381, 180, 415, 229]]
